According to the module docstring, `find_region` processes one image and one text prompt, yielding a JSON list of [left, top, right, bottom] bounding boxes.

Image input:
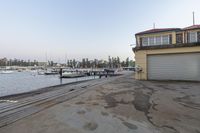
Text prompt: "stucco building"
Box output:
[[133, 25, 200, 81]]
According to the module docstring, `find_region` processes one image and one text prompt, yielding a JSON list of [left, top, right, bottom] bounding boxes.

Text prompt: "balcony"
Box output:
[[133, 42, 200, 52]]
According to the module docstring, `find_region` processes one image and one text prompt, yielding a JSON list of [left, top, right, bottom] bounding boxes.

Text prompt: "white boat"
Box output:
[[61, 71, 85, 78], [37, 71, 45, 75], [44, 71, 59, 75], [0, 71, 14, 74]]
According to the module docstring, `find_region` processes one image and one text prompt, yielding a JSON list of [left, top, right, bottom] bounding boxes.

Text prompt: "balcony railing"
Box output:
[[133, 42, 200, 52]]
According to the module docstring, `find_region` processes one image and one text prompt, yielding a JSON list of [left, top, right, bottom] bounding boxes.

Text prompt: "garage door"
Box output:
[[147, 53, 200, 81]]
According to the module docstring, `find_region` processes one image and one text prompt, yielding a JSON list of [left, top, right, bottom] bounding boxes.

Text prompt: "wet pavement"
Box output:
[[0, 72, 200, 133]]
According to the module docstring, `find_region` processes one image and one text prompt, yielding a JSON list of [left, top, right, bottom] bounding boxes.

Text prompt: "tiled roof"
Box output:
[[183, 25, 200, 30], [135, 28, 181, 35]]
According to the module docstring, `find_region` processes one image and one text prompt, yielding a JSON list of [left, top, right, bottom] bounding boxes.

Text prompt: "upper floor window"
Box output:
[[162, 35, 169, 44], [155, 36, 162, 45], [141, 35, 170, 46], [142, 37, 148, 46], [189, 32, 197, 43], [149, 37, 154, 45], [176, 33, 183, 44], [198, 32, 200, 42]]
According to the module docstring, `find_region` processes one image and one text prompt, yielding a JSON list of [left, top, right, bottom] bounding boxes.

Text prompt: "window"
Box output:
[[142, 37, 148, 46], [162, 35, 169, 44], [141, 34, 171, 46], [149, 37, 154, 45], [198, 32, 200, 42], [189, 32, 197, 43], [155, 36, 161, 45], [176, 33, 183, 44]]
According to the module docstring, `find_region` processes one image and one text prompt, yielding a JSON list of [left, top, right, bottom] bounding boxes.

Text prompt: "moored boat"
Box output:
[[44, 71, 59, 75], [37, 71, 45, 75], [61, 71, 85, 78], [0, 70, 14, 74]]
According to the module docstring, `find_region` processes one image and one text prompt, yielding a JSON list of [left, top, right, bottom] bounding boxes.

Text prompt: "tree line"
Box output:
[[0, 56, 135, 68], [0, 58, 39, 66], [67, 56, 135, 68]]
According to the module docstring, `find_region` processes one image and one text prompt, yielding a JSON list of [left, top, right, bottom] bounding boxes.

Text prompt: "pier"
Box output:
[[60, 69, 121, 78]]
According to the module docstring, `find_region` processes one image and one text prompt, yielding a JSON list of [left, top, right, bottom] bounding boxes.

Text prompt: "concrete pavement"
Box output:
[[0, 72, 200, 133]]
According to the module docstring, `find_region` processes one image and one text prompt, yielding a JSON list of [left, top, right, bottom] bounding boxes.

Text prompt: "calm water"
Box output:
[[0, 71, 98, 97]]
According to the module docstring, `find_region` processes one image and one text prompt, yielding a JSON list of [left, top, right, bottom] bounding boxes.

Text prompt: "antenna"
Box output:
[[193, 12, 195, 25], [153, 23, 155, 29], [45, 51, 48, 62], [65, 53, 67, 65], [45, 51, 48, 68]]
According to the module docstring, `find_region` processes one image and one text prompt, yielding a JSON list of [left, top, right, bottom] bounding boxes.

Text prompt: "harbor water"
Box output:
[[0, 71, 98, 97]]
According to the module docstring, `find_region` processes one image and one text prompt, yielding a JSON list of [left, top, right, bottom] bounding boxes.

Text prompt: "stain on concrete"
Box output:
[[175, 95, 190, 101], [162, 125, 179, 133], [156, 84, 176, 91], [195, 129, 200, 133], [132, 91, 159, 128], [101, 111, 109, 116], [92, 102, 99, 105], [122, 122, 138, 130], [173, 118, 181, 122], [77, 110, 86, 115], [83, 122, 98, 131], [75, 101, 85, 105], [69, 89, 75, 92], [103, 90, 134, 108], [152, 100, 158, 111], [104, 95, 117, 108], [174, 95, 200, 110], [181, 87, 190, 90], [132, 91, 151, 114]]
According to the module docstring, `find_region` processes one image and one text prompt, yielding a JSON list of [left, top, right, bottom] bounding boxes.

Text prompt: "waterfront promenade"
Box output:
[[0, 72, 200, 133]]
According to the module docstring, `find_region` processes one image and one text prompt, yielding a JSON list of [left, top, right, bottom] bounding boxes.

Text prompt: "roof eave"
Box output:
[[135, 29, 181, 36]]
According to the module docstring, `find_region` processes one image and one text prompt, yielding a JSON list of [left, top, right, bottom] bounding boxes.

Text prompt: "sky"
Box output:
[[0, 0, 200, 62]]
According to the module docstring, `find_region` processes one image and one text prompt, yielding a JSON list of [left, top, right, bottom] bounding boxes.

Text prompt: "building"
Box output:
[[133, 25, 200, 81]]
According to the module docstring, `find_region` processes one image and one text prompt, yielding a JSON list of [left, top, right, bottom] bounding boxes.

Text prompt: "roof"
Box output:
[[135, 28, 181, 36], [183, 25, 200, 30]]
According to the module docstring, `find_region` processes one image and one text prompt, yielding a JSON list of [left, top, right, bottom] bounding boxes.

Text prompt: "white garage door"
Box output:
[[147, 53, 200, 81]]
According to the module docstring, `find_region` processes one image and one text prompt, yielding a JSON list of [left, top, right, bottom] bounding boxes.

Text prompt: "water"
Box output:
[[0, 71, 98, 97]]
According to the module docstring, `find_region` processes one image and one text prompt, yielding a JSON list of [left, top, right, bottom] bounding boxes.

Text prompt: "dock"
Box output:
[[60, 69, 121, 78]]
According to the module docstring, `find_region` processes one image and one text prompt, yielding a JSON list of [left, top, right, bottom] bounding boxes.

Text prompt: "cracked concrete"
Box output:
[[0, 73, 200, 133]]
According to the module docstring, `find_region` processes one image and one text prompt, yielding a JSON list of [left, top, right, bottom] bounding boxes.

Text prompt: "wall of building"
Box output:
[[135, 46, 200, 80]]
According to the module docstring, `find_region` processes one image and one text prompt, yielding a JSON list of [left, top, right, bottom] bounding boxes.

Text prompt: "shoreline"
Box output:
[[0, 79, 96, 100], [0, 73, 123, 100]]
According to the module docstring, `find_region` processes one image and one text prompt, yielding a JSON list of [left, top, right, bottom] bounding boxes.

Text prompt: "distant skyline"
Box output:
[[0, 0, 200, 62]]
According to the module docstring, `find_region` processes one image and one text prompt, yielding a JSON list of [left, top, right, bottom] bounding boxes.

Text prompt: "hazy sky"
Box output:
[[0, 0, 200, 62]]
